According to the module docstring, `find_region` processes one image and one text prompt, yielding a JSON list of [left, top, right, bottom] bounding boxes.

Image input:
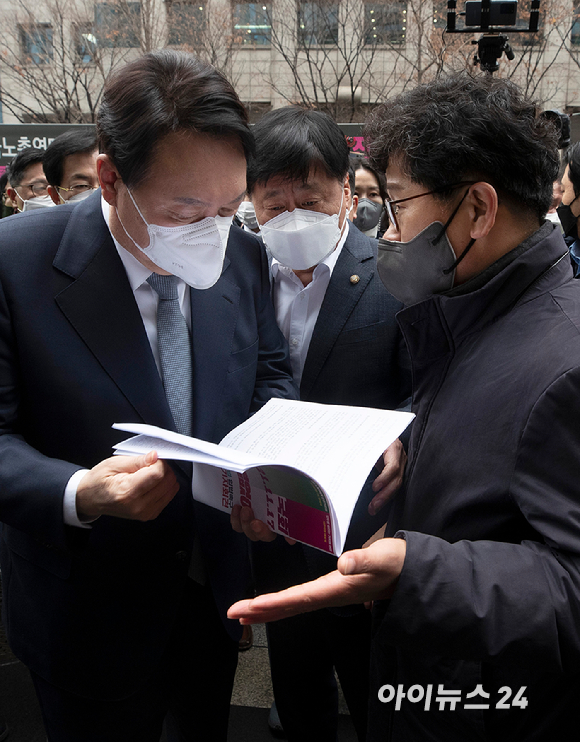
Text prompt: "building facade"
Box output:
[[1, 0, 579, 125]]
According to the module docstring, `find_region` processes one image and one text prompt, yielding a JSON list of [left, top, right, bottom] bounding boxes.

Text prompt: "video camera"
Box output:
[[446, 1, 571, 149], [446, 0, 540, 73]]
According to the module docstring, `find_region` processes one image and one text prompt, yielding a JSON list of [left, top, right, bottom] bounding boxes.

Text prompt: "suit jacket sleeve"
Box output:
[[377, 368, 580, 674], [0, 270, 82, 549]]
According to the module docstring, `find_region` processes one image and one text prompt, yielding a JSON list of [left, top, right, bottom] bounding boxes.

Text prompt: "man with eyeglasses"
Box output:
[[44, 129, 99, 206], [5, 148, 50, 212], [230, 73, 580, 741]]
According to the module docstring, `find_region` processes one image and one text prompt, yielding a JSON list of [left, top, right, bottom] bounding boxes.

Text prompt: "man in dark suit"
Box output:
[[240, 107, 410, 742], [0, 50, 295, 742]]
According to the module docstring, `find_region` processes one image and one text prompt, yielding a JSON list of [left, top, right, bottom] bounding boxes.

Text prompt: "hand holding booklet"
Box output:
[[113, 399, 414, 556]]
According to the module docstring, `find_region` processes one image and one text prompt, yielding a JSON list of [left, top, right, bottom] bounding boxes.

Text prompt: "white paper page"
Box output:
[[221, 399, 414, 547], [113, 435, 240, 468], [112, 423, 265, 469]]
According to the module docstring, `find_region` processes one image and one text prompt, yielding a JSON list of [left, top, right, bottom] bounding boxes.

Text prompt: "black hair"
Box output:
[[349, 154, 388, 203], [564, 142, 580, 199], [5, 148, 45, 187], [364, 72, 559, 220], [246, 107, 349, 193], [97, 49, 253, 188], [0, 172, 7, 193], [43, 128, 98, 187]]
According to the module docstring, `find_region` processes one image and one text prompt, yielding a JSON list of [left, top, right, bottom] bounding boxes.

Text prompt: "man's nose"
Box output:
[[383, 219, 400, 241]]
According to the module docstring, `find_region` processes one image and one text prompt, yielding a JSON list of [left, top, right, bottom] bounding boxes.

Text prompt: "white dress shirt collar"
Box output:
[[101, 195, 153, 291]]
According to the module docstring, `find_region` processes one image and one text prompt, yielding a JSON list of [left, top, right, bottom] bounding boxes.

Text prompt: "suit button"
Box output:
[[350, 274, 360, 284], [175, 550, 188, 562]]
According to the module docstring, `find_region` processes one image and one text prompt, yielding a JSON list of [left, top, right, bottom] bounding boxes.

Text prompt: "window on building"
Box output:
[[364, 1, 406, 45], [74, 23, 98, 63], [432, 0, 446, 33], [572, 0, 580, 45], [233, 3, 271, 45], [167, 2, 206, 47], [298, 2, 339, 46], [94, 2, 141, 48], [20, 24, 53, 65]]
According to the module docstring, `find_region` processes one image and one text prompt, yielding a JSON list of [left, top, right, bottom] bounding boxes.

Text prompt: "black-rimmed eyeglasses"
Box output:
[[385, 181, 476, 231], [14, 181, 49, 197]]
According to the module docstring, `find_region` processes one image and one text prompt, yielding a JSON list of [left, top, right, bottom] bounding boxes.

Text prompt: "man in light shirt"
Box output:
[[241, 107, 411, 742]]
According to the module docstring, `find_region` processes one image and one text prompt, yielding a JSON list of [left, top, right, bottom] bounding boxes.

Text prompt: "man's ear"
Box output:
[[340, 175, 352, 225], [97, 154, 121, 206], [343, 175, 352, 204], [47, 185, 61, 206], [350, 194, 359, 221], [467, 182, 498, 239], [5, 187, 17, 205]]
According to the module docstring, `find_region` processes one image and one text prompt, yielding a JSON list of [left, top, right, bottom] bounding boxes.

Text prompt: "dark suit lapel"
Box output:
[[189, 257, 240, 442], [53, 192, 174, 431], [300, 228, 375, 399]]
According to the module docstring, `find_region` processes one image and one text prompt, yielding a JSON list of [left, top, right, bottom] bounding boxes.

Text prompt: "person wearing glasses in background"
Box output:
[[44, 129, 99, 206], [5, 149, 51, 213], [0, 172, 15, 219]]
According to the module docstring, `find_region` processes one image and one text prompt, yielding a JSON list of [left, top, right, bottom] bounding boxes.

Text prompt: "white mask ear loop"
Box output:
[[337, 185, 346, 234], [125, 186, 149, 226], [115, 187, 150, 251]]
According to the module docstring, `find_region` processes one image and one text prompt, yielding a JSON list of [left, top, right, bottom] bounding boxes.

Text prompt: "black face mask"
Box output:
[[557, 201, 579, 240]]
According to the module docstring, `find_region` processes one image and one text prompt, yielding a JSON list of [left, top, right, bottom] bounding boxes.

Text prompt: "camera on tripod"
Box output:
[[445, 0, 571, 148], [446, 0, 540, 73]]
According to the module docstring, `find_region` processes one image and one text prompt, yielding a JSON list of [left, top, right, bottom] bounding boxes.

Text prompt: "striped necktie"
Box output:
[[146, 273, 192, 437]]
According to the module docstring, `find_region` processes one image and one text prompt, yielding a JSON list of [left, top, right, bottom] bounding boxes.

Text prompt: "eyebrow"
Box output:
[[173, 190, 246, 207], [262, 183, 316, 200], [68, 173, 92, 182], [385, 182, 404, 199]]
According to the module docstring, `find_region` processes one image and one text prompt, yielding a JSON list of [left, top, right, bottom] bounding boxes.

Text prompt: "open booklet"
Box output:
[[113, 399, 414, 556]]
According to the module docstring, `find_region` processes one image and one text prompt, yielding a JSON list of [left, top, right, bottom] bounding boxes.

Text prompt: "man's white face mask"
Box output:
[[258, 190, 344, 271], [20, 195, 56, 212], [65, 188, 96, 204], [116, 188, 232, 289]]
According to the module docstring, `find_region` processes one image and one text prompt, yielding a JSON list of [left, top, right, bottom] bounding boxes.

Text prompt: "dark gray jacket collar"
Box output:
[[398, 222, 572, 358]]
